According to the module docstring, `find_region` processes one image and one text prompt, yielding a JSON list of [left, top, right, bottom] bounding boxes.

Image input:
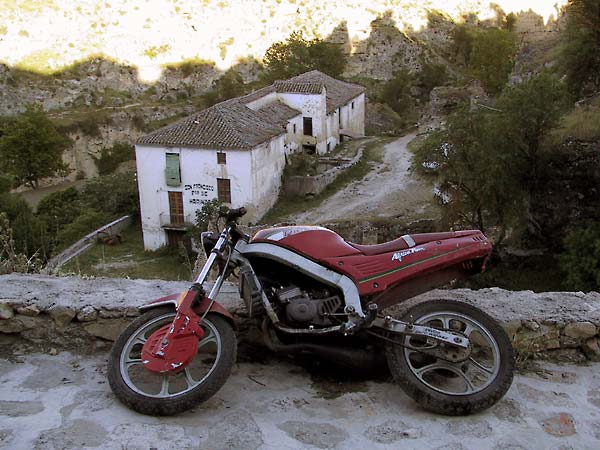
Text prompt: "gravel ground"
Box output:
[[290, 133, 437, 224]]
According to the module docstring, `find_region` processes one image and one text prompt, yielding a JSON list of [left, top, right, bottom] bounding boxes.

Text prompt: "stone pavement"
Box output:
[[0, 349, 599, 450]]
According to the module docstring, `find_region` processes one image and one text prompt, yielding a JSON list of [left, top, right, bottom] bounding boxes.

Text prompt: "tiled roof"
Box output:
[[137, 71, 364, 148], [256, 101, 301, 127], [273, 80, 324, 94], [238, 85, 276, 105], [278, 70, 365, 112], [137, 100, 285, 150]]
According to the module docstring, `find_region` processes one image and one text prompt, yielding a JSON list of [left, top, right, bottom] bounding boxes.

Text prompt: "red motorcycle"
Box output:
[[108, 207, 514, 416]]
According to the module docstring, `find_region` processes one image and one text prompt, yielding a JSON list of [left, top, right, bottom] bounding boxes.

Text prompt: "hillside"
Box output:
[[0, 1, 568, 182]]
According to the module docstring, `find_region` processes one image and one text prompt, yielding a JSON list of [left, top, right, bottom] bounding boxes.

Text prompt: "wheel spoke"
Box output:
[[468, 356, 495, 375], [133, 336, 147, 346], [457, 369, 477, 393], [440, 317, 450, 329], [463, 324, 475, 337], [183, 368, 196, 388], [414, 361, 448, 376], [198, 328, 217, 349], [125, 358, 142, 368], [159, 376, 169, 396]]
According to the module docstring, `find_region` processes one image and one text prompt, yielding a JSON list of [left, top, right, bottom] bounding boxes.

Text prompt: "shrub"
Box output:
[[81, 171, 139, 218], [93, 143, 135, 175], [55, 208, 109, 250], [559, 223, 600, 292], [0, 213, 42, 274], [418, 62, 448, 95], [36, 187, 82, 232], [381, 69, 413, 115]]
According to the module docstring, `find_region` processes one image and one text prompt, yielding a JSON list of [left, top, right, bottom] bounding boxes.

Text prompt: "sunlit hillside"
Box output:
[[0, 0, 566, 81]]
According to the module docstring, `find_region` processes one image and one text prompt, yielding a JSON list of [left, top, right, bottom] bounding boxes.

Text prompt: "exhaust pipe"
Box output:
[[261, 321, 387, 372]]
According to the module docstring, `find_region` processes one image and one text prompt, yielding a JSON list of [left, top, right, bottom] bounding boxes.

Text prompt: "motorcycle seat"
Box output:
[[348, 231, 481, 256]]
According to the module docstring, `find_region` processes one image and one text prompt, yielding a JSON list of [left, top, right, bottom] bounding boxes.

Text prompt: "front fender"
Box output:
[[139, 293, 235, 328]]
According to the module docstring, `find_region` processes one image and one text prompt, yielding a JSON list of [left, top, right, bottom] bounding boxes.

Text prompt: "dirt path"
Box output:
[[290, 133, 437, 224]]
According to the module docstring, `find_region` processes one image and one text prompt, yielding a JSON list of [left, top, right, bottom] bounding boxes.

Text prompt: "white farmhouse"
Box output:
[[135, 70, 365, 249]]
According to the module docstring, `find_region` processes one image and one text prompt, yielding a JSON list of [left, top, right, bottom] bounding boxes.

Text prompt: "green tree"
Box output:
[[381, 69, 413, 115], [81, 171, 139, 218], [418, 62, 448, 96], [0, 105, 71, 188], [559, 223, 600, 291], [469, 28, 517, 94], [0, 181, 50, 258], [262, 31, 347, 81], [415, 73, 568, 241], [496, 72, 570, 189], [204, 68, 247, 106], [559, 0, 600, 95], [36, 186, 82, 234], [93, 142, 135, 175]]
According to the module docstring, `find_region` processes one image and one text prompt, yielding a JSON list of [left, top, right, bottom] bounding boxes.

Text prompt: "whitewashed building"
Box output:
[[136, 70, 365, 249]]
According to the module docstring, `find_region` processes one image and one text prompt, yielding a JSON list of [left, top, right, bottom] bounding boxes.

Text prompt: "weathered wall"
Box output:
[[0, 274, 598, 363], [284, 145, 364, 197]]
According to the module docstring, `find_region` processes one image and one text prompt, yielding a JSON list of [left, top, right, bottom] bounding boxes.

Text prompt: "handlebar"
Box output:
[[218, 206, 247, 222]]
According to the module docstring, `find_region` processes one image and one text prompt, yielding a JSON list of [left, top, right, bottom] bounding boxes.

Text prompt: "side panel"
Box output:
[[322, 235, 492, 296]]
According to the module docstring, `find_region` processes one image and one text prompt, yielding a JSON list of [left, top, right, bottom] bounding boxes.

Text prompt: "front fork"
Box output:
[[142, 228, 232, 374]]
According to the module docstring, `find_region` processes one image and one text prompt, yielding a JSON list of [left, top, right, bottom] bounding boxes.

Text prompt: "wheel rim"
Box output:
[[403, 311, 501, 396], [119, 313, 222, 399]]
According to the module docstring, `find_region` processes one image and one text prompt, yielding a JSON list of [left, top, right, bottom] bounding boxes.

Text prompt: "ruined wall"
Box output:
[[0, 274, 598, 364]]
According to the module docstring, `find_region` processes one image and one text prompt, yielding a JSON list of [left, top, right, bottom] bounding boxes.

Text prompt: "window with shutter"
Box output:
[[168, 191, 184, 224], [217, 152, 226, 164], [165, 153, 181, 187], [217, 178, 231, 203]]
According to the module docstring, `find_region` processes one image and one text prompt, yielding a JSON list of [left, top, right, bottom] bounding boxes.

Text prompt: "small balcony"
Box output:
[[159, 212, 195, 230]]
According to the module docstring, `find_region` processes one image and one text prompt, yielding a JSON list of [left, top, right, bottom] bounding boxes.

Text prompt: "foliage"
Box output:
[[262, 31, 347, 81], [192, 198, 223, 234], [0, 185, 50, 258], [204, 68, 247, 106], [414, 73, 569, 240], [418, 62, 447, 95], [93, 142, 135, 175], [55, 208, 109, 249], [558, 0, 600, 95], [468, 28, 517, 94], [559, 223, 600, 292], [451, 24, 476, 65], [36, 187, 82, 232], [284, 153, 319, 177], [451, 25, 517, 94], [0, 104, 71, 188], [381, 69, 413, 115], [81, 171, 140, 218], [0, 213, 42, 274]]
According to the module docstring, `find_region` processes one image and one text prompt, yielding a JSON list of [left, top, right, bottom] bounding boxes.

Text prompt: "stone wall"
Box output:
[[283, 146, 364, 197], [0, 274, 598, 363]]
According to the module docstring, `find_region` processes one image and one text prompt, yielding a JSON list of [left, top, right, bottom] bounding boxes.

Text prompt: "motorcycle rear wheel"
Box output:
[[385, 299, 514, 415], [108, 307, 236, 416]]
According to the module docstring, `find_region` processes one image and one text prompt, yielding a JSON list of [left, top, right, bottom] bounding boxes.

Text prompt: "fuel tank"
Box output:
[[251, 226, 360, 259]]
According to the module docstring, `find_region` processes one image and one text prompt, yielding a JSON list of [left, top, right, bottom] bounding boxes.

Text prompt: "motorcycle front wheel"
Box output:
[[108, 307, 236, 416], [386, 299, 514, 415]]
